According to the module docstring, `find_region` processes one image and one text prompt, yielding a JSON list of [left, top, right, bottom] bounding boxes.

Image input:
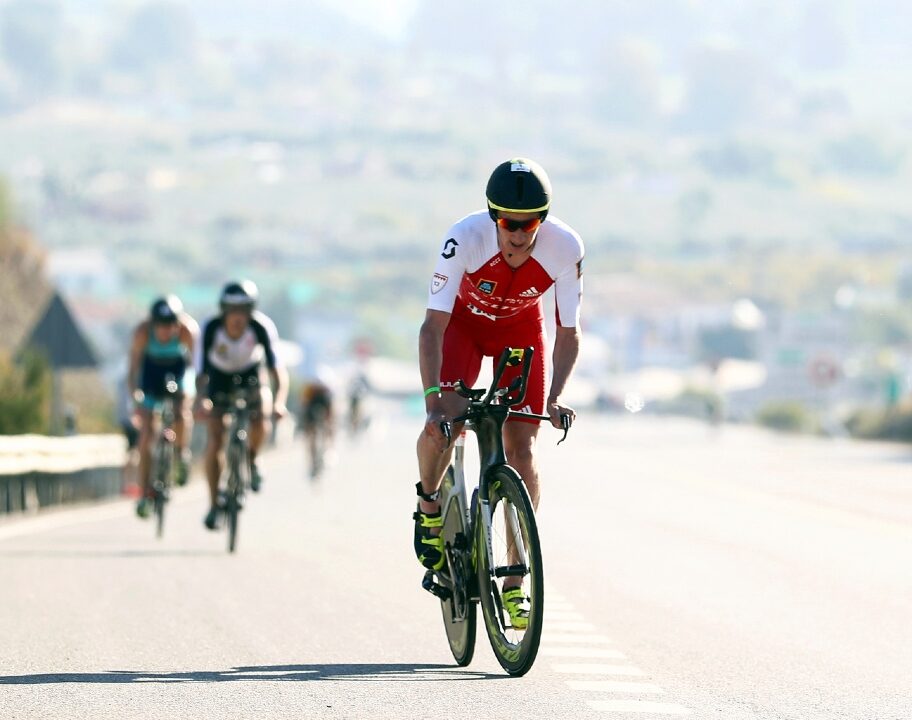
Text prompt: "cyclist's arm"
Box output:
[[127, 323, 147, 398], [548, 325, 580, 404], [269, 365, 289, 412], [193, 318, 215, 408], [418, 309, 451, 408], [179, 319, 196, 361], [179, 313, 199, 354], [547, 325, 580, 427]]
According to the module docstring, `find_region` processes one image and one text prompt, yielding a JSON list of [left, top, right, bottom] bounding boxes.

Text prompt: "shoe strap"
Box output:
[[413, 510, 443, 528], [502, 588, 526, 604]]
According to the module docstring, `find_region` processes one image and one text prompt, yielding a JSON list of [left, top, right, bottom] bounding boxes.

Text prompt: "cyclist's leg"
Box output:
[[135, 406, 154, 517], [497, 328, 546, 599], [248, 381, 271, 490], [174, 393, 192, 484], [136, 407, 154, 493], [137, 356, 165, 504], [494, 323, 546, 507], [414, 318, 477, 569], [416, 390, 468, 501], [416, 315, 481, 503], [204, 412, 225, 507]]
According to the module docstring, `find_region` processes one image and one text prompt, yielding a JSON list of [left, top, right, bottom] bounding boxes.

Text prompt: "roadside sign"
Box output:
[[809, 356, 840, 388]]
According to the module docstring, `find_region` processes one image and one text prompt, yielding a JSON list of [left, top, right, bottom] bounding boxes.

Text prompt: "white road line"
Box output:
[[545, 611, 587, 622], [587, 700, 692, 715], [543, 633, 613, 644], [552, 663, 647, 676], [541, 647, 627, 659], [567, 680, 664, 694], [545, 621, 599, 633]]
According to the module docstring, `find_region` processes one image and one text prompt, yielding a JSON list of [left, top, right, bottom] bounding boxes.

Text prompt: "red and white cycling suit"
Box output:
[[427, 211, 584, 422]]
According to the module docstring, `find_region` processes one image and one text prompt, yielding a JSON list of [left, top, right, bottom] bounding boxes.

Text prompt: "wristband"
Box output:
[[423, 386, 441, 398]]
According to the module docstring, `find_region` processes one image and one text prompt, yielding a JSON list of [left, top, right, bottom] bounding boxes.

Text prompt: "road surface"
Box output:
[[1, 405, 910, 719]]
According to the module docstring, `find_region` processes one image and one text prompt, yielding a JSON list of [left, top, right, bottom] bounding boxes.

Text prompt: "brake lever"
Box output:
[[440, 421, 452, 447], [557, 413, 571, 445]]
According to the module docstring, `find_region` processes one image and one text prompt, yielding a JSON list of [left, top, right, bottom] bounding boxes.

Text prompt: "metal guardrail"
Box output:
[[0, 434, 127, 516]]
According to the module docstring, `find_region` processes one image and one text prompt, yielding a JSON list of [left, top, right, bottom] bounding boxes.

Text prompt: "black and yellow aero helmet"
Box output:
[[486, 157, 552, 222]]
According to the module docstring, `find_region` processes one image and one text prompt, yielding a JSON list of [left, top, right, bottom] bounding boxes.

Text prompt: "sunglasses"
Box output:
[[495, 216, 542, 233]]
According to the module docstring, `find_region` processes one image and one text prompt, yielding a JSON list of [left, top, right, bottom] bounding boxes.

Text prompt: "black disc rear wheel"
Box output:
[[438, 467, 476, 666]]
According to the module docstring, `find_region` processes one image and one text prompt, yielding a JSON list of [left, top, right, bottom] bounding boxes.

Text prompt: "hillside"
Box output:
[[0, 181, 50, 352]]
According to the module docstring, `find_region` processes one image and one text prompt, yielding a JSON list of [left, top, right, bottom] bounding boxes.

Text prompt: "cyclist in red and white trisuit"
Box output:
[[413, 157, 584, 628]]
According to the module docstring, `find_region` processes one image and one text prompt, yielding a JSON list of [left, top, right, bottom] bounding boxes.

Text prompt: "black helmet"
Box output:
[[486, 157, 552, 221], [219, 279, 258, 311], [149, 295, 183, 324]]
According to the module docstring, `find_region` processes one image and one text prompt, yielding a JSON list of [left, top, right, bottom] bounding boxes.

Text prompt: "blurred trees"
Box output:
[[0, 179, 52, 433], [0, 350, 50, 434], [0, 179, 50, 352]]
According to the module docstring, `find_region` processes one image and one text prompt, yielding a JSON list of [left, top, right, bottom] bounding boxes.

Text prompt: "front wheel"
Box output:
[[225, 441, 247, 553], [152, 441, 173, 539], [476, 466, 544, 676]]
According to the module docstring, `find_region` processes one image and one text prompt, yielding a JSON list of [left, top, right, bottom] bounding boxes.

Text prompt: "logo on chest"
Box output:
[[476, 279, 498, 296]]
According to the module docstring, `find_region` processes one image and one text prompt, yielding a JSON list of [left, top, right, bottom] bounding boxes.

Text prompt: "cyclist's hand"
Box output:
[[547, 399, 576, 430], [193, 398, 212, 420], [273, 402, 288, 421], [424, 410, 450, 451]]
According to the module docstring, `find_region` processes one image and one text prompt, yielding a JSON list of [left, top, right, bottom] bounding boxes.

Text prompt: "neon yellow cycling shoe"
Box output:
[[413, 509, 444, 570], [502, 588, 529, 630], [413, 482, 444, 570]]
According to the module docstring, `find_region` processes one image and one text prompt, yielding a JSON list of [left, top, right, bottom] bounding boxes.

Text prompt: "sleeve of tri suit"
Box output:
[[195, 317, 216, 377], [553, 233, 585, 328], [426, 226, 470, 313], [251, 311, 282, 370]]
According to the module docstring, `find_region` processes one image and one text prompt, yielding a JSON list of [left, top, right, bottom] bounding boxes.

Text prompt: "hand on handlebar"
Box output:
[[272, 402, 288, 421], [547, 400, 575, 431], [193, 397, 213, 420], [423, 410, 451, 452]]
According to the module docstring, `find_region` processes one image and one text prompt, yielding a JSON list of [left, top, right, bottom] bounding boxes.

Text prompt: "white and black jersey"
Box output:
[[196, 311, 281, 378]]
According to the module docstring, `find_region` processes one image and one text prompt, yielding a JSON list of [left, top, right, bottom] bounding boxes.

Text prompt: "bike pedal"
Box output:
[[421, 571, 452, 601]]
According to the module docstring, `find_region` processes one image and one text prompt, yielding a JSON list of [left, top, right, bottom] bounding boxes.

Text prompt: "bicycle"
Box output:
[[148, 374, 180, 538], [422, 346, 570, 676], [214, 376, 260, 553]]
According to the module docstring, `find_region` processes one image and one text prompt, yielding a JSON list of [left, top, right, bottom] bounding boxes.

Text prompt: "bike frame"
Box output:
[[428, 347, 568, 600]]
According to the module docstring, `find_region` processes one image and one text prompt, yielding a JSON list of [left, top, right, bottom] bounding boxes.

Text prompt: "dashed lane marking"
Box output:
[[587, 700, 692, 715], [543, 591, 693, 715], [540, 647, 628, 659], [551, 664, 646, 676], [543, 633, 614, 644], [567, 680, 665, 694]]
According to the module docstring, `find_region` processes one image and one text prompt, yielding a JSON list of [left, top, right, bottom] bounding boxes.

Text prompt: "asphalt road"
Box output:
[[1, 404, 910, 719]]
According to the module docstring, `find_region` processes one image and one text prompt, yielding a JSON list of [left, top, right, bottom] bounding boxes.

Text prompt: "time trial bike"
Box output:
[[148, 373, 180, 538], [214, 376, 260, 553], [422, 346, 570, 676]]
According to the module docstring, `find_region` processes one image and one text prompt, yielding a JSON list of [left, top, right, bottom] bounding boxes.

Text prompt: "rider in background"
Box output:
[[194, 280, 289, 530], [298, 372, 335, 478], [346, 371, 370, 436], [414, 157, 584, 628], [128, 295, 197, 519]]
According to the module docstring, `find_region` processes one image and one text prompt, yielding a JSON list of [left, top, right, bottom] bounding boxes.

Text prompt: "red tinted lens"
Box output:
[[497, 217, 541, 232]]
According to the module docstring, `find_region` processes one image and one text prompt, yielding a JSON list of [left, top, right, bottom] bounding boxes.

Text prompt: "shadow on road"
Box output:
[[0, 549, 225, 558], [0, 663, 506, 684]]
